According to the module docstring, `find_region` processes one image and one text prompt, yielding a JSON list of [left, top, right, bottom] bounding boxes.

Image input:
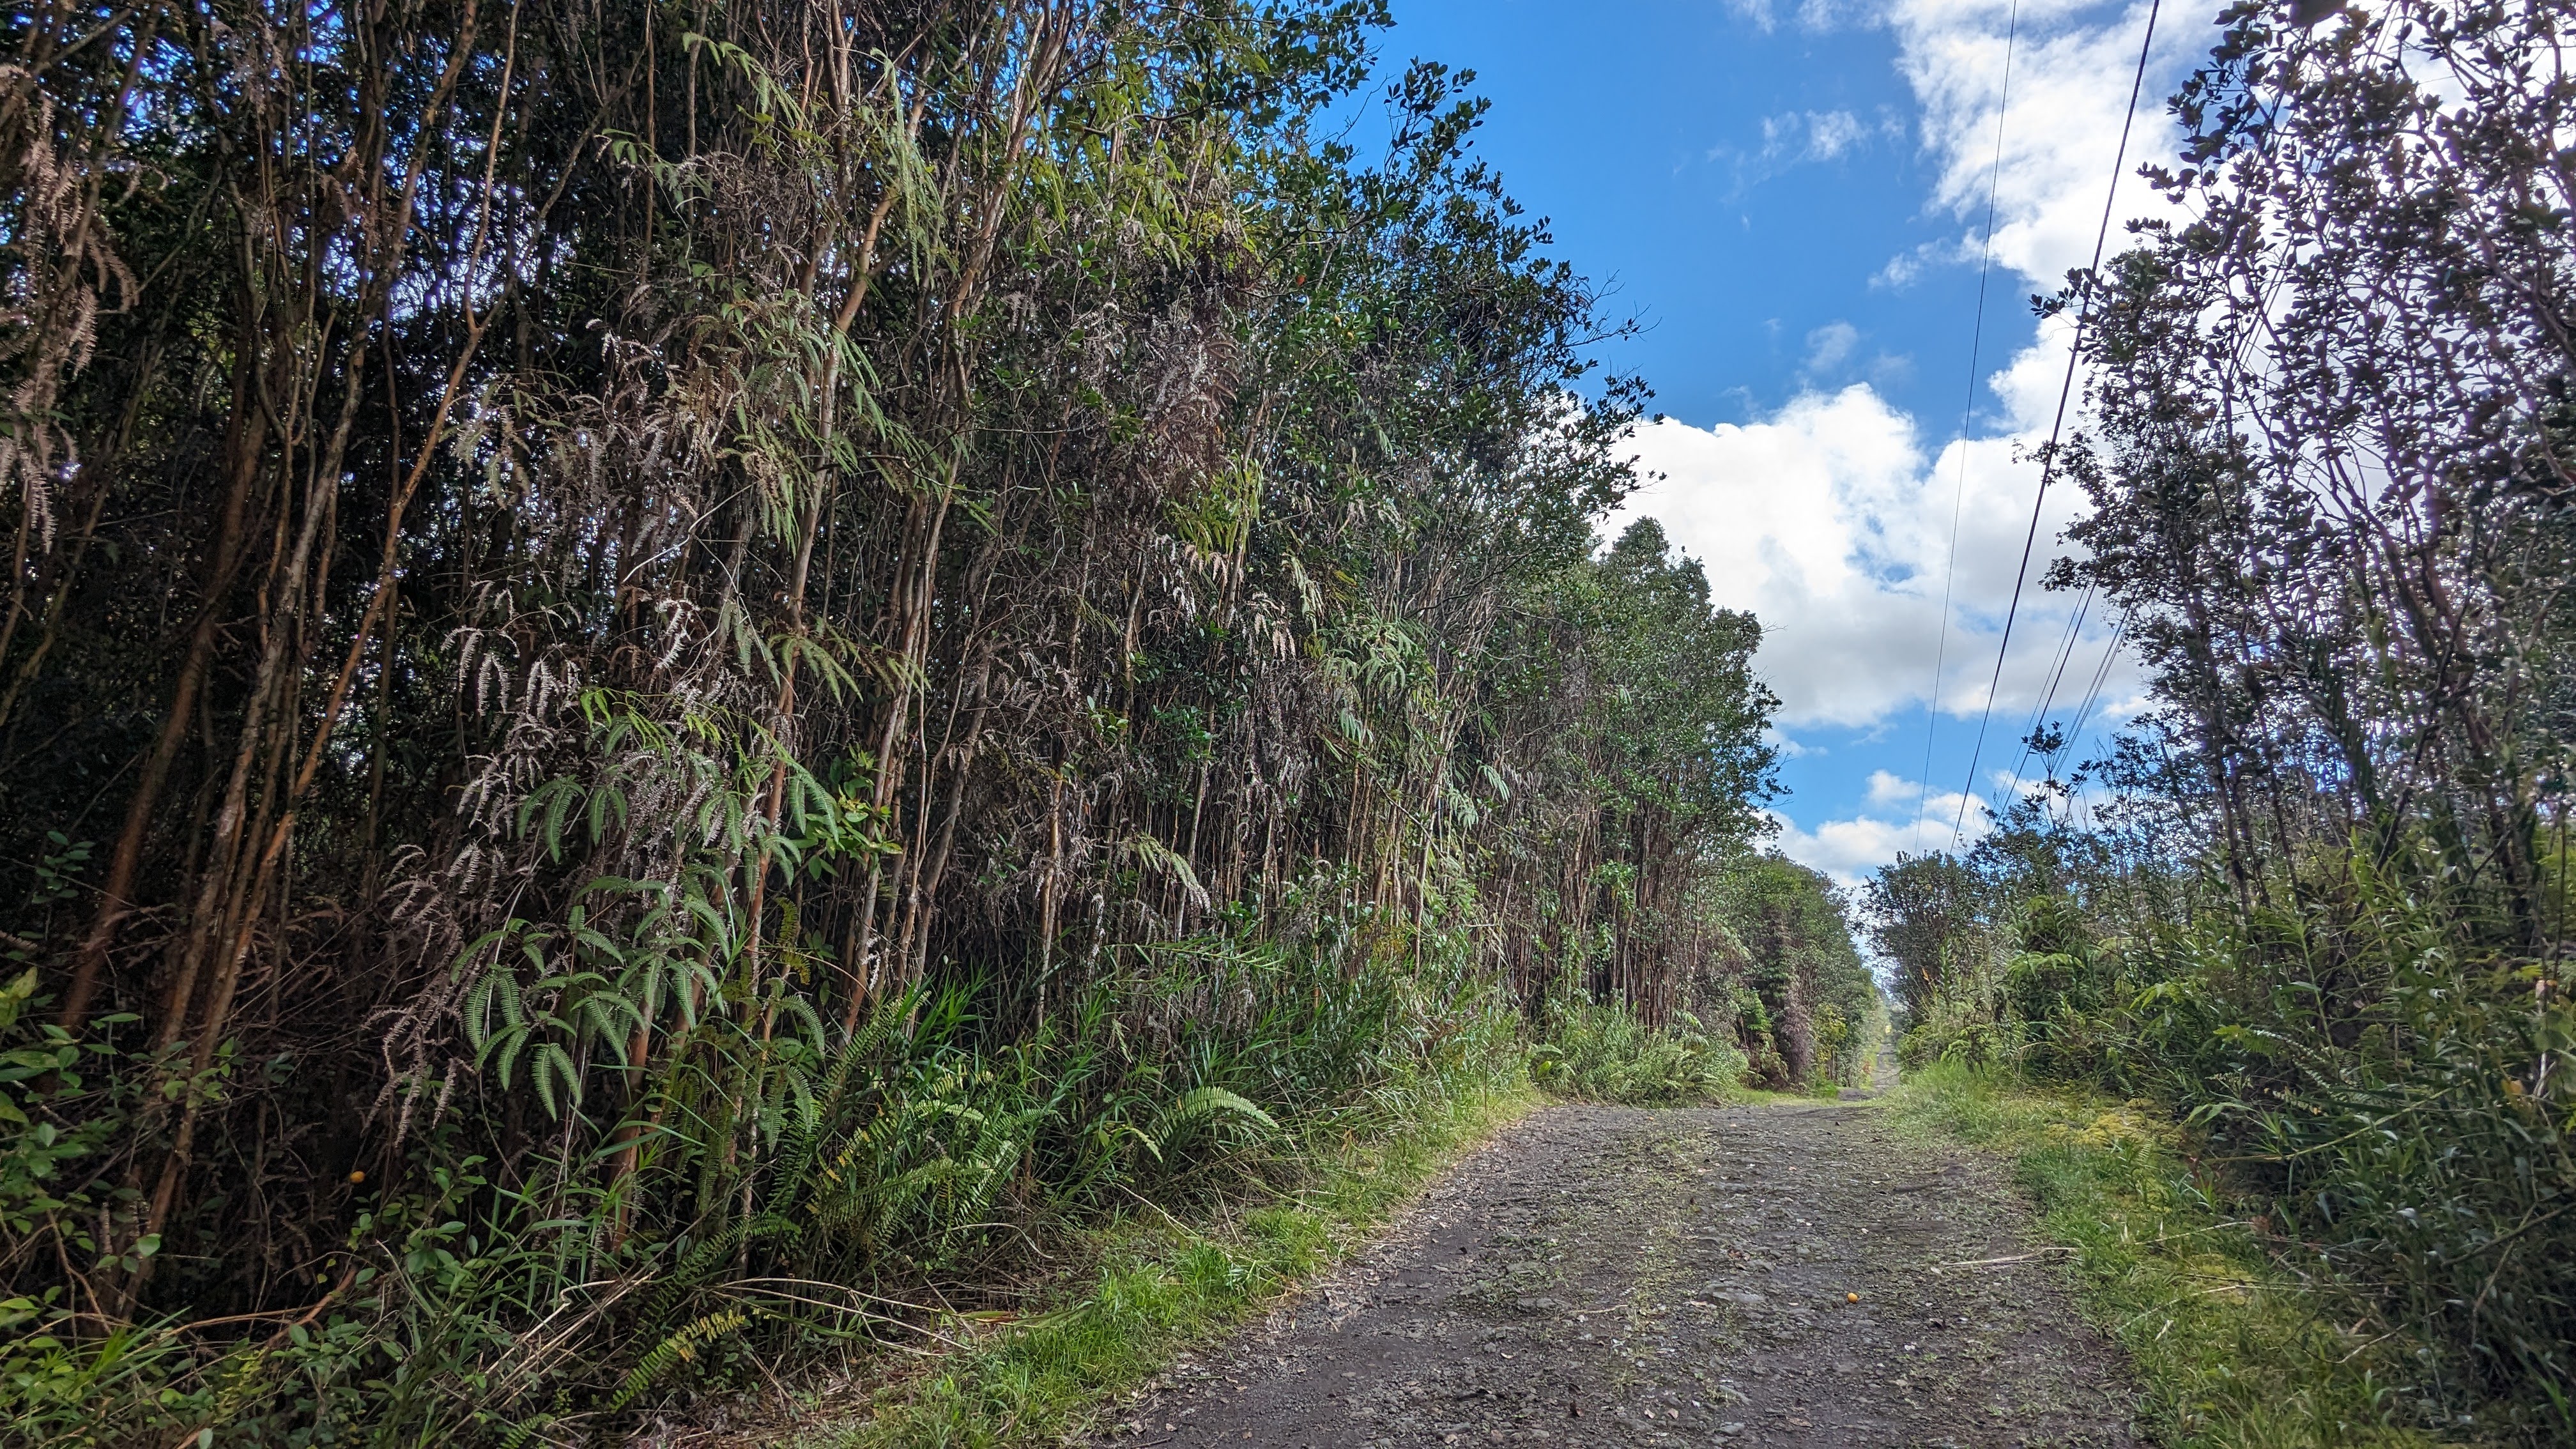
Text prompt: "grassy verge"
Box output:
[[1886, 1062, 2455, 1449], [778, 1078, 1540, 1448], [1529, 995, 1746, 1103]]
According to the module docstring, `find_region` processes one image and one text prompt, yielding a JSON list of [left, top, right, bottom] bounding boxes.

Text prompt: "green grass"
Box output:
[[1528, 997, 1746, 1104], [770, 1008, 1751, 1446], [791, 1078, 1539, 1448], [1887, 1062, 2458, 1449]]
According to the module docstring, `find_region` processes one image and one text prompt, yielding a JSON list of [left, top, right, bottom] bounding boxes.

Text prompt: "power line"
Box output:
[[2021, 148, 2305, 807], [1910, 0, 2021, 854], [2009, 578, 2096, 791], [1949, 0, 2165, 847], [2052, 606, 2131, 781], [2004, 21, 2337, 816], [2026, 100, 2308, 804]]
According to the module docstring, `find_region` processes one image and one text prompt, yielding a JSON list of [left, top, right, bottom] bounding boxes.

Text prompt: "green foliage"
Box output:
[[1866, 0, 2576, 1435], [0, 933, 1538, 1443], [1528, 997, 1745, 1105], [1717, 855, 1882, 1087], [0, 975, 160, 1446], [1892, 1063, 2450, 1449], [2093, 865, 2576, 1441], [836, 1080, 1528, 1448], [1480, 521, 1780, 1027], [0, 2, 1794, 1442], [1894, 856, 2575, 1440]]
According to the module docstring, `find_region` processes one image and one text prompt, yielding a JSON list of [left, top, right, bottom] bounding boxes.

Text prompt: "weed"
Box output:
[[1890, 1062, 2459, 1449], [1529, 997, 1744, 1105], [813, 1082, 1535, 1448]]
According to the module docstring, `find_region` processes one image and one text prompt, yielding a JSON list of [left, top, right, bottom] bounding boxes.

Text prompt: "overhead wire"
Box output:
[[2035, 238, 2297, 804], [2011, 579, 2097, 786], [1909, 0, 2021, 854], [1948, 0, 2166, 847], [2052, 607, 2131, 781], [2000, 10, 2340, 819]]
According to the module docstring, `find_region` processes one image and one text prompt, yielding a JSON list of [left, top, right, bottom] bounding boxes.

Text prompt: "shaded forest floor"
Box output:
[[1102, 1096, 2138, 1449]]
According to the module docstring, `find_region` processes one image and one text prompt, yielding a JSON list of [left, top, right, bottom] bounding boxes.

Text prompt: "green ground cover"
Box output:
[[804, 1080, 1540, 1448], [1889, 1062, 2458, 1449]]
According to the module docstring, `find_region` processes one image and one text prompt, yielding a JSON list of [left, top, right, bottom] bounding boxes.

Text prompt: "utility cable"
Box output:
[[1950, 0, 2165, 847], [1910, 0, 2021, 853], [2014, 25, 2324, 818], [2053, 606, 2130, 781], [2010, 578, 2096, 792]]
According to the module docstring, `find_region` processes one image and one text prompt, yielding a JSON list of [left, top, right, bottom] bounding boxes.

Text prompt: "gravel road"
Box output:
[[1103, 1096, 2141, 1449]]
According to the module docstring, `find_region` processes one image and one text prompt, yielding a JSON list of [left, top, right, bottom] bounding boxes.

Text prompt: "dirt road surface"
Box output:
[[1105, 1097, 2140, 1449]]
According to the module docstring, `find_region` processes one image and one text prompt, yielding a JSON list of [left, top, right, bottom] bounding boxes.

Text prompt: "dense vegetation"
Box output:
[[0, 1, 1876, 1440], [1875, 0, 2575, 1439]]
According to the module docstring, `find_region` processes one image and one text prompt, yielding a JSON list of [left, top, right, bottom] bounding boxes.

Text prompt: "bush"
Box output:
[[1528, 998, 1744, 1105], [0, 938, 1530, 1445], [1974, 862, 2576, 1442], [1891, 1061, 2450, 1449]]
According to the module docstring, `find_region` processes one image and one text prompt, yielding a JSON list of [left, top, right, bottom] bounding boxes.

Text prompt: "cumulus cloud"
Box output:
[[1865, 769, 1920, 807], [1893, 0, 2203, 293], [1629, 0, 2192, 884], [1797, 319, 1912, 391], [1768, 787, 1992, 893], [1611, 389, 2104, 730]]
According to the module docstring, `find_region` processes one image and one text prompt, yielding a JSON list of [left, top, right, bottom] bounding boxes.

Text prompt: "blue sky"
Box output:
[[1372, 0, 2210, 888]]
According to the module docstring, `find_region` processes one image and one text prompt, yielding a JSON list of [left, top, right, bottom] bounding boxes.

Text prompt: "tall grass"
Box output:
[[1892, 1062, 2451, 1449], [820, 1078, 1533, 1448], [1526, 995, 1745, 1105], [1897, 864, 2575, 1441], [2102, 876, 2575, 1441], [0, 937, 1530, 1446]]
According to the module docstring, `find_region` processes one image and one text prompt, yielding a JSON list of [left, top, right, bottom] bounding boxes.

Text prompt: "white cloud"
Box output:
[[1724, 0, 1781, 32], [1763, 107, 1873, 162], [1769, 788, 1991, 893], [1797, 320, 1912, 390], [1802, 320, 1860, 374], [1612, 390, 2107, 730], [1727, 0, 1874, 33], [1893, 0, 2203, 294], [1650, 0, 2195, 885], [1717, 109, 1901, 193], [1865, 769, 1920, 807]]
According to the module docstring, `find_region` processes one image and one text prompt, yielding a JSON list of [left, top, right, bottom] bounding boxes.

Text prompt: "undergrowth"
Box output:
[[1890, 1062, 2455, 1449], [770, 997, 1736, 1445], [1528, 997, 1745, 1105], [805, 1077, 1536, 1447], [792, 997, 1743, 1445], [1896, 875, 2572, 1438], [3, 939, 1533, 1446], [2, 936, 1752, 1447]]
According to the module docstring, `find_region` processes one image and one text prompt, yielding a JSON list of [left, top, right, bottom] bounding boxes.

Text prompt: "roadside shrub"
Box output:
[[1896, 939, 2013, 1072], [0, 937, 1529, 1445], [1528, 998, 1744, 1105], [1891, 1061, 2450, 1448], [1997, 857, 2576, 1442]]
